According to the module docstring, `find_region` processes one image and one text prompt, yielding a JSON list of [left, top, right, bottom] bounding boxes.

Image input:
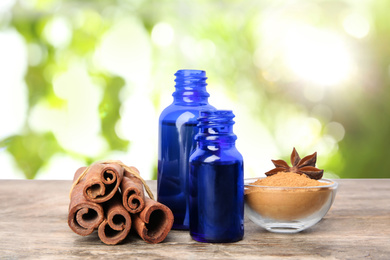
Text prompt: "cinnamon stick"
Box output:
[[68, 167, 104, 236], [120, 167, 145, 214], [98, 192, 132, 245], [81, 163, 124, 203], [132, 197, 174, 244]]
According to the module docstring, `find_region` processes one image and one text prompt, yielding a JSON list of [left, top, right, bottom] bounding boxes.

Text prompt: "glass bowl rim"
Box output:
[[244, 177, 338, 190]]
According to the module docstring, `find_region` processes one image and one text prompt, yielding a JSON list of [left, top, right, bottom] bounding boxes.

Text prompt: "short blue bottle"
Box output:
[[189, 110, 244, 243], [157, 69, 215, 230]]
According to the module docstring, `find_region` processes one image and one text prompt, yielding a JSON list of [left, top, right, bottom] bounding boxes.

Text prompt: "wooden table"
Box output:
[[0, 179, 389, 259]]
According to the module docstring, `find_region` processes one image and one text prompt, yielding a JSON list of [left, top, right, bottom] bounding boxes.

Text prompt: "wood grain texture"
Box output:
[[0, 179, 389, 259]]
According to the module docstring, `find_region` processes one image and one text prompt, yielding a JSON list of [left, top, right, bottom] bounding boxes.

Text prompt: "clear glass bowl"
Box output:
[[244, 177, 338, 233]]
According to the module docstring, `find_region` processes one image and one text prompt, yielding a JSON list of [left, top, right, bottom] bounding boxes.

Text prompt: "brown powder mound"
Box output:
[[252, 172, 325, 187], [245, 172, 334, 220]]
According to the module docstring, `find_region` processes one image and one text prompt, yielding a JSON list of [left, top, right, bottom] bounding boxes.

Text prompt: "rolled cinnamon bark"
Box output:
[[68, 167, 104, 236], [82, 163, 124, 203], [120, 167, 145, 214], [132, 197, 174, 244], [98, 192, 132, 245]]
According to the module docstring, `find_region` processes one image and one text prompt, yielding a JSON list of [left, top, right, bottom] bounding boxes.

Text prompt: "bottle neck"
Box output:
[[172, 70, 210, 105], [195, 110, 237, 148]]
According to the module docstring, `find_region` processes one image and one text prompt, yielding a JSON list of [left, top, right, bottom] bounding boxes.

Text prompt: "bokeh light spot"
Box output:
[[284, 26, 353, 86], [151, 22, 174, 47], [324, 122, 345, 142], [0, 0, 15, 13], [343, 13, 370, 39], [27, 43, 45, 66], [0, 29, 28, 139], [43, 17, 72, 48]]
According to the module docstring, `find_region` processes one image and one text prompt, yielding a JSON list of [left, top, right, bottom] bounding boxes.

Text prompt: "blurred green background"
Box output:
[[1, 0, 389, 180]]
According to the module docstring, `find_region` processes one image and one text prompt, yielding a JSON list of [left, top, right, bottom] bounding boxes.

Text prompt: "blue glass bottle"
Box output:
[[189, 110, 244, 243], [157, 69, 215, 230]]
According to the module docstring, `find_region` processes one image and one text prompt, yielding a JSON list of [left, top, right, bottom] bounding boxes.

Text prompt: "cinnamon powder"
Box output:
[[245, 172, 333, 220], [252, 172, 324, 187]]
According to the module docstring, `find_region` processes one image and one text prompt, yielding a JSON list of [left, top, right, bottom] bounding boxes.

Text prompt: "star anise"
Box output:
[[265, 148, 324, 180]]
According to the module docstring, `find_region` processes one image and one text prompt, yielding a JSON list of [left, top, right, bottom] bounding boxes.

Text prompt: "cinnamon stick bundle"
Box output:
[[68, 160, 173, 245], [81, 163, 124, 203], [132, 197, 174, 244], [68, 167, 104, 236], [120, 168, 145, 214], [98, 192, 132, 245]]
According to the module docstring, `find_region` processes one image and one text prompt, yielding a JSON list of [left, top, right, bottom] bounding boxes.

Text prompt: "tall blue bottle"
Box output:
[[157, 69, 215, 230], [189, 110, 244, 243]]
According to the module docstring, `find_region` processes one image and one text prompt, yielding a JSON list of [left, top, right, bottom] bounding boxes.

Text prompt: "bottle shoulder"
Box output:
[[190, 147, 243, 164], [159, 103, 215, 123]]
